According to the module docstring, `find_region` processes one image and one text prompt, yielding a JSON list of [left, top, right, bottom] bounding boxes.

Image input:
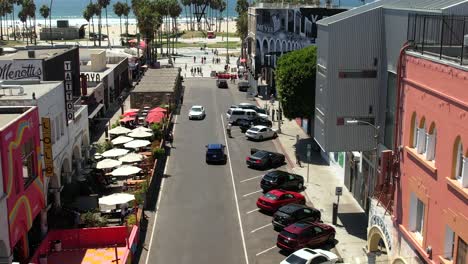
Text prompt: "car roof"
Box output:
[[239, 102, 255, 106], [284, 221, 314, 234], [207, 144, 223, 149], [191, 105, 203, 108], [266, 170, 288, 177], [291, 248, 320, 260], [252, 125, 268, 129], [278, 203, 307, 214], [268, 189, 287, 196]]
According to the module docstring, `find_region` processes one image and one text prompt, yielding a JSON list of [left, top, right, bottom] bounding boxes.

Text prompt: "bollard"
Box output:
[[332, 202, 338, 225]]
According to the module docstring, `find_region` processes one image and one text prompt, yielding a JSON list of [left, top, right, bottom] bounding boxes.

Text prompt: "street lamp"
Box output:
[[345, 119, 380, 211]]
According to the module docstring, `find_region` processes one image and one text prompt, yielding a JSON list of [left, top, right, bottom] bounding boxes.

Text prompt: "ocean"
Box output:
[[4, 0, 367, 27]]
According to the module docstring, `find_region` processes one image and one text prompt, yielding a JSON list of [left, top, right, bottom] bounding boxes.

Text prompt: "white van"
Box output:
[[226, 108, 268, 124]]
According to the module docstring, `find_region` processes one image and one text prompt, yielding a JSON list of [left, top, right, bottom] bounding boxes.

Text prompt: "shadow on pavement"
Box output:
[[295, 138, 328, 166], [337, 212, 368, 240]]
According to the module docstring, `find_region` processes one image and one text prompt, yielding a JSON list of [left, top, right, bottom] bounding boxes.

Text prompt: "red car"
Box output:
[[277, 221, 335, 251], [257, 190, 305, 212]]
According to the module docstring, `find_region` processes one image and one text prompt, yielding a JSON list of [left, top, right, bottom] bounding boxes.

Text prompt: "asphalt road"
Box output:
[[145, 79, 293, 264]]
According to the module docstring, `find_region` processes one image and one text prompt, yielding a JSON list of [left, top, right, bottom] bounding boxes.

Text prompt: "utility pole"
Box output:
[[50, 0, 53, 46]]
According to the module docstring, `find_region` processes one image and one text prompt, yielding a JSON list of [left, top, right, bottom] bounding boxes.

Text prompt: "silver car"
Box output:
[[245, 125, 277, 140], [188, 105, 206, 120]]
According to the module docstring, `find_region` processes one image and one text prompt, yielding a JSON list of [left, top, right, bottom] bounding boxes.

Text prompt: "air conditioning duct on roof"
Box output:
[[0, 84, 25, 96]]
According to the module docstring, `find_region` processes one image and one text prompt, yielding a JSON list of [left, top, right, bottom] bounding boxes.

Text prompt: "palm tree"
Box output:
[[122, 2, 130, 43], [85, 2, 97, 46], [135, 0, 162, 62], [181, 0, 190, 33], [2, 1, 13, 40], [21, 0, 36, 45], [113, 2, 124, 39], [10, 0, 21, 41], [18, 8, 27, 43], [82, 8, 92, 41], [98, 0, 110, 46], [39, 4, 50, 41], [218, 0, 226, 32], [168, 0, 181, 54]]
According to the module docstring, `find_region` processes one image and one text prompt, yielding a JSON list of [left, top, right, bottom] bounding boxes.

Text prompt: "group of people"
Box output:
[[212, 57, 222, 64], [190, 67, 204, 76]]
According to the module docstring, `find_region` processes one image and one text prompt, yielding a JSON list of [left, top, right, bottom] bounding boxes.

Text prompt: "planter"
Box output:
[[39, 254, 47, 264], [53, 240, 62, 252]]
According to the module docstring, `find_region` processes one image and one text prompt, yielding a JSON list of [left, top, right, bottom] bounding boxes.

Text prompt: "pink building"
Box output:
[[0, 106, 44, 262], [396, 23, 468, 263]]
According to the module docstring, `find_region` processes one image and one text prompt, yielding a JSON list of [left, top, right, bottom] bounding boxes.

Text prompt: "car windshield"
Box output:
[[191, 107, 202, 111], [207, 149, 222, 154], [249, 127, 260, 132], [264, 192, 278, 200], [253, 151, 268, 158], [284, 254, 308, 264], [263, 174, 277, 182]]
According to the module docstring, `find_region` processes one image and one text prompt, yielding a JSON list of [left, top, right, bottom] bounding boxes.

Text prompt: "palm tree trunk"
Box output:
[[12, 6, 16, 41], [105, 7, 109, 45], [166, 16, 169, 56], [1, 15, 3, 41], [119, 16, 122, 40], [6, 15, 10, 40], [33, 16, 37, 45], [98, 12, 102, 46], [92, 15, 96, 46]]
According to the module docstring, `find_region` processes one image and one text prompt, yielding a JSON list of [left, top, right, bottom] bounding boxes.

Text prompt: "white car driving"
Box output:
[[245, 125, 277, 140], [281, 248, 339, 264], [188, 105, 206, 120]]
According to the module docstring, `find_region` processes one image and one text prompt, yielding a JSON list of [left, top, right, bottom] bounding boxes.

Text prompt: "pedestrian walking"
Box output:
[[271, 109, 275, 121], [193, 56, 196, 63], [295, 152, 302, 167], [296, 134, 300, 145], [168, 131, 174, 148], [173, 57, 176, 63], [212, 57, 215, 64], [180, 95, 184, 105], [185, 63, 187, 70]]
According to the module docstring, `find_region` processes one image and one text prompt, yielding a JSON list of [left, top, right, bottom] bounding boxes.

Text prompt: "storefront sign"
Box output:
[[0, 60, 43, 80], [64, 61, 74, 122], [85, 73, 101, 82], [370, 215, 392, 250], [41, 117, 54, 177]]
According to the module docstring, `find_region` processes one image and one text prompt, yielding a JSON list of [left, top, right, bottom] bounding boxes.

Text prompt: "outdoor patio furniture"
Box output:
[[101, 148, 130, 158], [108, 126, 131, 135], [111, 136, 134, 145], [96, 159, 122, 169]]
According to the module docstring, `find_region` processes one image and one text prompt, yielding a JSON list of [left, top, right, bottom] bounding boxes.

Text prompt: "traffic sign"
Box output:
[[335, 187, 343, 196]]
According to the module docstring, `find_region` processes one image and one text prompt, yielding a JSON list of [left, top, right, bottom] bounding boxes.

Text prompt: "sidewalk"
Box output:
[[255, 98, 370, 263]]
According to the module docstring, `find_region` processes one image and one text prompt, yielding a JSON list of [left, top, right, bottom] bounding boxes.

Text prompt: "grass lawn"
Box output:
[[0, 40, 25, 47], [181, 30, 238, 39], [206, 41, 240, 49]]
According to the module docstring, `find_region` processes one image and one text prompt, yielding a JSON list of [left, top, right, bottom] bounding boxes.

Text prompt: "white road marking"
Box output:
[[250, 223, 272, 233], [242, 189, 263, 197], [240, 175, 263, 183], [145, 114, 178, 264], [255, 245, 277, 256], [221, 115, 250, 264], [246, 208, 260, 214]]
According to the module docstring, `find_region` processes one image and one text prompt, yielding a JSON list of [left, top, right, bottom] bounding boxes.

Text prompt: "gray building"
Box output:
[[314, 0, 468, 211]]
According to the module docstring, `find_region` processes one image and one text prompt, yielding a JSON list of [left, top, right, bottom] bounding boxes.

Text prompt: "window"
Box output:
[[416, 119, 427, 154], [444, 226, 455, 260], [425, 126, 436, 161], [412, 113, 419, 148], [384, 72, 397, 149], [21, 138, 36, 186], [457, 238, 467, 264], [454, 139, 467, 188], [409, 193, 425, 241]]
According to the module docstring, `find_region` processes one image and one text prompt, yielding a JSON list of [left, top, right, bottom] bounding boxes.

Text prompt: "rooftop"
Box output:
[[0, 48, 71, 60], [0, 106, 35, 129], [0, 80, 62, 101], [252, 2, 348, 9], [132, 68, 181, 93]]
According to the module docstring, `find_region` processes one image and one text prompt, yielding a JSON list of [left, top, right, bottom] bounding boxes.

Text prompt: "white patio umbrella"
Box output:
[[119, 153, 145, 163], [108, 126, 131, 135], [124, 140, 151, 149], [132, 126, 152, 133], [96, 158, 122, 169], [101, 148, 129, 158], [111, 136, 134, 145], [128, 130, 153, 138], [110, 165, 142, 176], [99, 193, 135, 206]]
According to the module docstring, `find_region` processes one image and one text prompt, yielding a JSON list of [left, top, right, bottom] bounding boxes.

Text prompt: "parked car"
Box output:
[[238, 81, 250, 92], [188, 105, 206, 120], [238, 117, 273, 133], [226, 108, 268, 124], [257, 190, 305, 212], [246, 148, 285, 169], [281, 248, 339, 264], [205, 144, 227, 164], [217, 79, 228, 88], [260, 170, 304, 192], [272, 204, 321, 231], [277, 222, 335, 251], [89, 33, 108, 40], [246, 125, 277, 141], [237, 102, 268, 114]]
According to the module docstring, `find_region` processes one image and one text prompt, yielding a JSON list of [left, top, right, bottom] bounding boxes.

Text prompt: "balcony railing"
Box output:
[[407, 14, 468, 65]]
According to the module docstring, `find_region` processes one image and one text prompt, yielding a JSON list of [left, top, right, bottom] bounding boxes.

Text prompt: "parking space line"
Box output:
[[255, 245, 277, 256], [246, 208, 260, 214], [250, 223, 272, 233], [240, 175, 263, 183], [221, 115, 249, 264], [242, 190, 263, 197]]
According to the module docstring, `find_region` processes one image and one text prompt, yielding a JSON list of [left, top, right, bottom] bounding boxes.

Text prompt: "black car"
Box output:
[[236, 103, 267, 114], [246, 148, 285, 169], [238, 81, 249, 92], [260, 170, 304, 192], [217, 79, 228, 88], [206, 144, 227, 164], [238, 117, 273, 133], [272, 204, 321, 231]]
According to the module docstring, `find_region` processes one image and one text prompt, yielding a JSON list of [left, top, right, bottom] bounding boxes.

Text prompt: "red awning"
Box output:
[[146, 112, 165, 123], [149, 107, 167, 113], [120, 116, 135, 123]]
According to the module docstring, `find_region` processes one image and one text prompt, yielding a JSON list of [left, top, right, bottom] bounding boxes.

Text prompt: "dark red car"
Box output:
[[277, 221, 335, 251], [256, 190, 305, 212]]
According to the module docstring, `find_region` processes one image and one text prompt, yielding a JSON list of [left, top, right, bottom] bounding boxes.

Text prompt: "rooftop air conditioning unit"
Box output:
[[28, 50, 35, 58]]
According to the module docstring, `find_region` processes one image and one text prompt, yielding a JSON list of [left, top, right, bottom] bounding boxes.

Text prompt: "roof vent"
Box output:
[[0, 84, 26, 96], [28, 50, 35, 58]]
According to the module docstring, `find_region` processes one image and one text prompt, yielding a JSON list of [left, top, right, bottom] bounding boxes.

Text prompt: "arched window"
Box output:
[[425, 123, 436, 161], [416, 117, 426, 154], [455, 140, 464, 181]]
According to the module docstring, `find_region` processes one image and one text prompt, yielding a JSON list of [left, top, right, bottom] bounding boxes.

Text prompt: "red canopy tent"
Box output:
[[120, 116, 136, 123], [149, 107, 167, 113], [146, 112, 165, 123]]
